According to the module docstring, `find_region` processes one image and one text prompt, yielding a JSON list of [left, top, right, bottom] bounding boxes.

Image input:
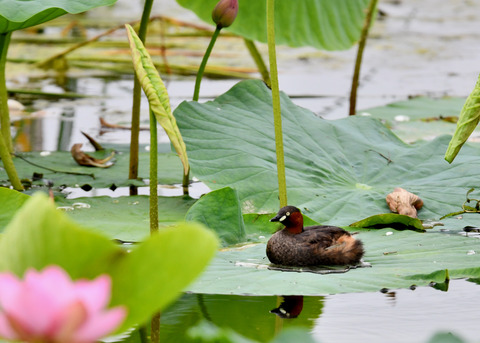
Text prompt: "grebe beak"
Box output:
[[270, 214, 281, 222]]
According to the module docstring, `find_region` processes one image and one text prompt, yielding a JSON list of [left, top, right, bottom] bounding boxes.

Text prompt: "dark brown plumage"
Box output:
[[266, 206, 364, 267]]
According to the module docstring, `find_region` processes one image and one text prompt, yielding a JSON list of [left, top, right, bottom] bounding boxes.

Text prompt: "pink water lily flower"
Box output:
[[0, 266, 126, 343]]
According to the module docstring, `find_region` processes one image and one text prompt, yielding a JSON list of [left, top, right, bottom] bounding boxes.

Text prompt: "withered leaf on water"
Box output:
[[386, 187, 423, 218], [71, 143, 115, 168]]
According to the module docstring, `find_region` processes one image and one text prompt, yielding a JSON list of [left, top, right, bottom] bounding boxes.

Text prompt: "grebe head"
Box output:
[[270, 206, 304, 232]]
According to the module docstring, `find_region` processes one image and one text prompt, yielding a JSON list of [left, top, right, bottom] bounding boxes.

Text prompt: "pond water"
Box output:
[[5, 0, 480, 342], [150, 279, 480, 343]]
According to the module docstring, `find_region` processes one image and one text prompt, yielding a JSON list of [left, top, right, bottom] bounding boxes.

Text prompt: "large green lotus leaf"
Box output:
[[0, 192, 218, 332], [176, 0, 370, 50], [0, 188, 29, 229], [0, 192, 120, 279], [109, 222, 219, 332], [186, 227, 480, 295], [360, 97, 465, 142], [0, 0, 117, 33], [54, 195, 197, 241], [174, 80, 480, 229], [186, 187, 246, 246], [0, 152, 183, 189]]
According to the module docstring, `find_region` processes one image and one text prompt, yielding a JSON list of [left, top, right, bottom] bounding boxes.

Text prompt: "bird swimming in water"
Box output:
[[266, 206, 364, 267]]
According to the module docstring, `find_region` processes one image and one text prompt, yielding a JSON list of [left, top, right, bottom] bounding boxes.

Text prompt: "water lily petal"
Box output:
[[74, 307, 127, 342], [0, 273, 21, 311], [0, 314, 17, 340], [8, 267, 75, 336], [25, 266, 76, 302], [74, 275, 111, 313], [54, 301, 88, 343]]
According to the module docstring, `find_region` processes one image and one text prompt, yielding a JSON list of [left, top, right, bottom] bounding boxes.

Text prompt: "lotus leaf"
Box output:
[[176, 0, 371, 50], [0, 0, 117, 33], [174, 80, 480, 230]]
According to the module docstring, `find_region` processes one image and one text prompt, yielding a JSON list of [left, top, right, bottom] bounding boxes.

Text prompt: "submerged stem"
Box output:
[[266, 0, 287, 207], [129, 0, 154, 182], [193, 26, 221, 101], [244, 38, 271, 87], [349, 0, 378, 115], [149, 109, 158, 235]]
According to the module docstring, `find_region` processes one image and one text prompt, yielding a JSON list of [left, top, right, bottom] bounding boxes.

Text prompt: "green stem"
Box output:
[[244, 39, 271, 87], [150, 312, 161, 343], [0, 32, 12, 153], [138, 324, 148, 343], [183, 169, 190, 195], [266, 0, 287, 207], [193, 26, 221, 101], [0, 131, 23, 190], [149, 109, 158, 235], [129, 0, 154, 182], [349, 0, 378, 116]]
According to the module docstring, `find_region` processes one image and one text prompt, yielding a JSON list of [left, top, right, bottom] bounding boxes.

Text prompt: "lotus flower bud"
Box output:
[[0, 266, 126, 343], [212, 0, 238, 29]]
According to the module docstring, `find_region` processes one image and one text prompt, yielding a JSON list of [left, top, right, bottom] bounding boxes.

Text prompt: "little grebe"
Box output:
[[266, 206, 364, 266]]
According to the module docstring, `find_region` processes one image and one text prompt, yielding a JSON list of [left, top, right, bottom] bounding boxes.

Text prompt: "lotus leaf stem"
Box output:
[[149, 109, 158, 235], [244, 38, 271, 87], [349, 0, 378, 115], [0, 32, 13, 153], [130, 0, 154, 182], [0, 131, 23, 190], [267, 0, 287, 207]]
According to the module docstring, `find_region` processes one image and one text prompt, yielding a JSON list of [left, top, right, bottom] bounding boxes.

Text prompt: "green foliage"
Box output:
[[174, 80, 480, 228], [186, 187, 247, 246], [0, 193, 219, 331], [350, 213, 424, 231], [445, 74, 480, 163], [108, 222, 219, 331], [0, 0, 118, 33], [126, 24, 190, 178], [176, 0, 371, 50]]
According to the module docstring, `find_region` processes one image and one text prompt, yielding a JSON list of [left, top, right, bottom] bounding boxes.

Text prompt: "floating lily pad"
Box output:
[[0, 152, 183, 189], [187, 228, 480, 295], [350, 213, 424, 231], [360, 96, 465, 142], [177, 0, 371, 50], [54, 195, 197, 241]]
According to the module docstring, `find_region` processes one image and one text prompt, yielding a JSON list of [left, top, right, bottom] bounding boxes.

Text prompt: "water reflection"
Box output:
[[270, 296, 304, 319], [155, 293, 323, 343], [111, 280, 480, 343]]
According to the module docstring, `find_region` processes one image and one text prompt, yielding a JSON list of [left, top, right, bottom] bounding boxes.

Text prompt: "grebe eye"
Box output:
[[286, 212, 290, 216]]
